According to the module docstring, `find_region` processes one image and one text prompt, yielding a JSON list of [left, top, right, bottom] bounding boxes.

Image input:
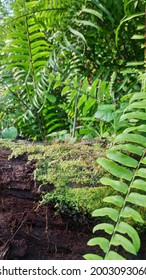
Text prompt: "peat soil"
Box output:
[[0, 148, 146, 260]]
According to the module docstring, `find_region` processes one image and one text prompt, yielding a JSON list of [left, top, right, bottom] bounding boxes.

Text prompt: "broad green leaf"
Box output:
[[106, 150, 138, 168], [103, 195, 124, 207], [93, 223, 114, 235], [47, 94, 56, 103], [110, 144, 143, 156], [114, 133, 146, 148], [127, 101, 146, 110], [68, 26, 86, 43], [121, 206, 144, 223], [127, 193, 146, 207], [2, 126, 18, 140], [97, 158, 133, 181], [83, 254, 103, 260], [100, 177, 128, 194], [87, 237, 109, 253], [131, 179, 146, 192], [120, 112, 146, 121], [136, 168, 146, 179], [124, 125, 146, 134], [117, 222, 140, 252], [95, 110, 115, 122], [82, 8, 103, 21], [105, 251, 125, 260], [92, 207, 119, 222], [111, 234, 136, 255], [96, 104, 115, 112], [129, 92, 146, 103]]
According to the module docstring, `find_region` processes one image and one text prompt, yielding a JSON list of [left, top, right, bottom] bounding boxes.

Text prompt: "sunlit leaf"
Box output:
[[127, 192, 146, 207], [121, 207, 144, 223], [92, 207, 119, 222], [87, 237, 109, 253], [117, 222, 140, 252], [103, 195, 124, 207], [100, 177, 128, 193], [111, 234, 136, 255], [97, 158, 133, 181], [105, 251, 125, 260], [93, 223, 114, 234]]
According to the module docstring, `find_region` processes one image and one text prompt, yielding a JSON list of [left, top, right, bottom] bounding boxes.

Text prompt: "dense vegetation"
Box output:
[[1, 0, 146, 260], [0, 0, 145, 141]]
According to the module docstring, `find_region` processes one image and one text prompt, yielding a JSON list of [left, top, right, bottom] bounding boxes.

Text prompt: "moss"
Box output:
[[41, 185, 113, 216], [0, 139, 109, 216]]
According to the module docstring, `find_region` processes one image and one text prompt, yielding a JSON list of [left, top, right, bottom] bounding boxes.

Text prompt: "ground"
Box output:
[[0, 141, 146, 260]]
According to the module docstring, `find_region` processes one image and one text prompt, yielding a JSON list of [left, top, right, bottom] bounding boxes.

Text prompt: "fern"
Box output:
[[84, 81, 146, 260]]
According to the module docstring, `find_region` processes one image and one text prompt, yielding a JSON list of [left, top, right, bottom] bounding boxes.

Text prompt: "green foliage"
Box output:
[[1, 126, 18, 140], [0, 0, 144, 140], [84, 80, 146, 259]]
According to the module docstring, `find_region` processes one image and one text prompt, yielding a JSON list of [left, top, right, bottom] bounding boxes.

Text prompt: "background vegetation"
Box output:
[[0, 0, 145, 142]]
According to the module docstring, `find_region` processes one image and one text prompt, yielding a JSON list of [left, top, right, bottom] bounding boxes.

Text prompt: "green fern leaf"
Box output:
[[136, 168, 146, 179], [114, 133, 146, 147], [93, 223, 114, 234], [87, 237, 109, 253], [111, 234, 137, 255], [127, 193, 146, 207], [129, 92, 146, 103], [103, 195, 124, 207], [105, 251, 125, 260], [92, 207, 119, 222], [127, 101, 146, 109], [121, 206, 144, 223], [83, 254, 103, 260], [124, 125, 146, 134], [110, 144, 143, 156], [100, 177, 128, 194], [106, 150, 138, 168], [97, 158, 133, 181], [120, 112, 146, 121], [131, 179, 146, 192], [117, 222, 140, 252]]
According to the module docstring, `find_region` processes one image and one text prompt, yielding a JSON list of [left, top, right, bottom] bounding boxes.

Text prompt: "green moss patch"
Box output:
[[0, 139, 111, 216]]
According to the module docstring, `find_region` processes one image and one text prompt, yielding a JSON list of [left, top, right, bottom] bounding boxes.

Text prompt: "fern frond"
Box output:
[[84, 87, 146, 260]]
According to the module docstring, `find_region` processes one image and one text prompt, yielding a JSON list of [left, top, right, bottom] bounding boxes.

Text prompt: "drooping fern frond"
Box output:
[[84, 82, 146, 260]]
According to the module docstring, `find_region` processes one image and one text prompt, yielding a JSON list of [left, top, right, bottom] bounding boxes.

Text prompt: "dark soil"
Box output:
[[0, 148, 146, 260]]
